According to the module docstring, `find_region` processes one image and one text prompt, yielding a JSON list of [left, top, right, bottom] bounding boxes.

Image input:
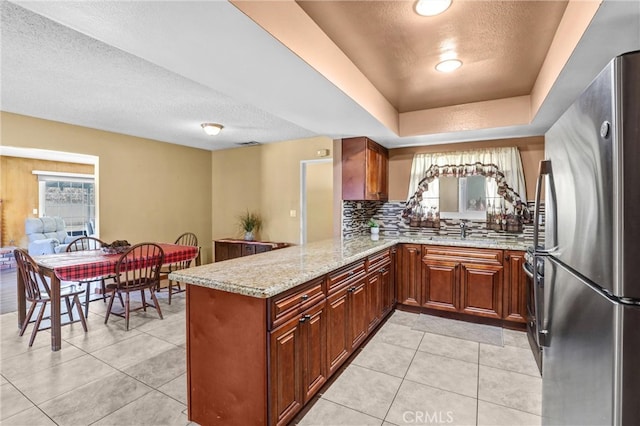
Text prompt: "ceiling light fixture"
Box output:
[[201, 123, 223, 136], [415, 0, 452, 16], [435, 59, 462, 72]]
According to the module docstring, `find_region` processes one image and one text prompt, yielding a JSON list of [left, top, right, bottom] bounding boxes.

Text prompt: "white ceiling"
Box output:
[[1, 1, 639, 151]]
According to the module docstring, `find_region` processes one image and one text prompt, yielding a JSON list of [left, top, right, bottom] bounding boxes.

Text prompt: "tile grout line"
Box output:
[[381, 320, 427, 424], [476, 341, 481, 426]]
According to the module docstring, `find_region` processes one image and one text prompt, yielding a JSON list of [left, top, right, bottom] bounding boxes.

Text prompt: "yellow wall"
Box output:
[[388, 136, 544, 201], [1, 112, 213, 262], [211, 136, 334, 245], [0, 156, 94, 247]]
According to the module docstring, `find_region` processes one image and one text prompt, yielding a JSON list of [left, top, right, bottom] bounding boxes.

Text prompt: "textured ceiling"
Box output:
[[297, 0, 568, 112], [1, 0, 639, 151]]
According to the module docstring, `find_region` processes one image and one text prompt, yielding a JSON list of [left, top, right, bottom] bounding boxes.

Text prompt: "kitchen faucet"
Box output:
[[460, 221, 468, 239]]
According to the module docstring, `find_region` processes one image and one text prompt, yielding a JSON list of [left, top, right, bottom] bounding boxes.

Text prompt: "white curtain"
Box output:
[[406, 147, 527, 203]]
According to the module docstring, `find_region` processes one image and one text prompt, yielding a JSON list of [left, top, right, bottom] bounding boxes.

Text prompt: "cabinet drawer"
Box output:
[[327, 261, 366, 293], [270, 278, 325, 329], [242, 244, 257, 256], [367, 249, 391, 273], [423, 245, 503, 265]]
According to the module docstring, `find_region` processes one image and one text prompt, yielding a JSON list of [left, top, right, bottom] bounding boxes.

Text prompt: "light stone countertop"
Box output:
[[170, 236, 530, 298]]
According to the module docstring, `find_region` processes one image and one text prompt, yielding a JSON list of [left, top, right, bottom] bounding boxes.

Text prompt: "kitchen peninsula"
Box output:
[[171, 236, 529, 426]]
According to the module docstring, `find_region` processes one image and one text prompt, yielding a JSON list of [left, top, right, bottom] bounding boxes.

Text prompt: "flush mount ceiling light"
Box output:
[[415, 0, 452, 16], [200, 123, 223, 136], [435, 59, 462, 72]]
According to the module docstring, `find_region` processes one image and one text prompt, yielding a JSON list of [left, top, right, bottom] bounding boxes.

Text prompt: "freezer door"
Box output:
[[544, 60, 614, 293], [542, 257, 615, 425]]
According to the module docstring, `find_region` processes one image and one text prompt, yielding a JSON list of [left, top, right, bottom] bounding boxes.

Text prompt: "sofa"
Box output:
[[25, 217, 75, 255]]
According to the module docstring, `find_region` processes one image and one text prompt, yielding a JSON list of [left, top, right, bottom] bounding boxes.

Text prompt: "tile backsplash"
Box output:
[[342, 200, 543, 246]]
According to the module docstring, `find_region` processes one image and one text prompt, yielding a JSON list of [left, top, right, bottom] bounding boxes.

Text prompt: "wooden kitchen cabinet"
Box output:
[[422, 257, 459, 312], [326, 260, 367, 375], [503, 250, 527, 323], [342, 137, 389, 201], [397, 244, 524, 325], [214, 239, 289, 262], [269, 300, 327, 426], [397, 244, 422, 306]]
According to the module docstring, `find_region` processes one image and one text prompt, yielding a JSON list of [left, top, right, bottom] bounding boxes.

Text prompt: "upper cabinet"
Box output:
[[342, 137, 389, 201]]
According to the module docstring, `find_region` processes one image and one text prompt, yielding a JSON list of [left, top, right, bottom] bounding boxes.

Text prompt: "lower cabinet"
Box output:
[[398, 244, 525, 325], [269, 300, 327, 426]]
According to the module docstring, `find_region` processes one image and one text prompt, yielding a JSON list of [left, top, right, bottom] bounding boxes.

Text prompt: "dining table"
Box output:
[[17, 242, 200, 351]]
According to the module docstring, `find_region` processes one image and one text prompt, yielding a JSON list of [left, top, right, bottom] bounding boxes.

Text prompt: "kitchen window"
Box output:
[[405, 147, 527, 221]]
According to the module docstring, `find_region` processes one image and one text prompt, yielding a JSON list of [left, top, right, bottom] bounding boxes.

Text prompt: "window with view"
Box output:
[[35, 172, 95, 236]]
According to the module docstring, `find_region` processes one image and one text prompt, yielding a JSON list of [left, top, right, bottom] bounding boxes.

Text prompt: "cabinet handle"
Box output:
[[505, 255, 510, 261], [299, 314, 311, 323], [380, 267, 386, 273], [348, 286, 356, 293], [301, 294, 309, 301], [348, 271, 355, 276]]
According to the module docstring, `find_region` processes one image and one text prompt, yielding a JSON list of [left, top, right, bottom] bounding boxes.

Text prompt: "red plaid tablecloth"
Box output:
[[34, 243, 199, 282]]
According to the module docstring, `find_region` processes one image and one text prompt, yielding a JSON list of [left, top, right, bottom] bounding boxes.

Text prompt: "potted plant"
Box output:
[[367, 219, 380, 238], [239, 211, 262, 241]]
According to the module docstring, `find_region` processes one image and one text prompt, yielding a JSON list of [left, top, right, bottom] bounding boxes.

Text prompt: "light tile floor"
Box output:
[[293, 310, 542, 426], [1, 295, 541, 426]]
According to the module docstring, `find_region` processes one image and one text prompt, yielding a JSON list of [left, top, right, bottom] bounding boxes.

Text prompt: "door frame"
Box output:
[[299, 158, 333, 245]]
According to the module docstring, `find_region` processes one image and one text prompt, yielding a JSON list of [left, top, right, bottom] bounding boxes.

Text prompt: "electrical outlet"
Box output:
[[290, 210, 297, 218], [32, 208, 38, 215], [356, 202, 362, 209]]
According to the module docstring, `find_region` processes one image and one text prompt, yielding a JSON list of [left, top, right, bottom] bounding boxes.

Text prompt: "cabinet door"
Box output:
[[367, 272, 382, 332], [326, 288, 350, 375], [503, 251, 527, 323], [422, 258, 459, 312], [269, 316, 303, 426], [349, 279, 368, 350], [460, 263, 504, 319], [256, 244, 271, 254], [228, 243, 242, 260], [380, 263, 393, 316], [398, 244, 422, 306], [300, 302, 327, 402], [242, 244, 256, 257], [214, 241, 229, 262]]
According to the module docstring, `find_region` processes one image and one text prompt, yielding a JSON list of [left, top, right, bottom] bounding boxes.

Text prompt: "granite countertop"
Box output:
[[170, 235, 530, 299]]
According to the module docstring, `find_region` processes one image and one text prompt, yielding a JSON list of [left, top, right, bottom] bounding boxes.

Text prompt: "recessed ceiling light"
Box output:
[[435, 59, 462, 72], [201, 123, 223, 136], [415, 0, 452, 16]]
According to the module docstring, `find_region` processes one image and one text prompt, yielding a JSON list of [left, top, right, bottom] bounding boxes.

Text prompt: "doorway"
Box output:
[[300, 159, 333, 244]]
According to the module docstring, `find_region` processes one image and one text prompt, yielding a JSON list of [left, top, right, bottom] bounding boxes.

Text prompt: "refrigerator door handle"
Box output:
[[523, 260, 547, 347], [534, 160, 559, 255]]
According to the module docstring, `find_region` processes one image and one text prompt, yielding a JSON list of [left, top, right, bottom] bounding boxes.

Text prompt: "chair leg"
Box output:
[[117, 291, 125, 307], [168, 280, 172, 305], [104, 291, 116, 324], [149, 288, 163, 320], [101, 278, 107, 303], [73, 295, 88, 332], [84, 283, 91, 318], [19, 302, 37, 337], [124, 292, 130, 331], [29, 301, 48, 347], [141, 290, 146, 312], [65, 294, 74, 322]]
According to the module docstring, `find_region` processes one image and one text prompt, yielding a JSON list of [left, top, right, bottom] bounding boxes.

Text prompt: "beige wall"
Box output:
[[388, 136, 544, 201], [1, 112, 213, 262], [211, 136, 334, 245], [0, 156, 94, 247]]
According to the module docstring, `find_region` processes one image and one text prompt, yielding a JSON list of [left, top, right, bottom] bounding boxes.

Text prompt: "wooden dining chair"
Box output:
[[14, 249, 87, 346], [104, 243, 165, 330], [158, 232, 198, 304], [66, 236, 119, 317]]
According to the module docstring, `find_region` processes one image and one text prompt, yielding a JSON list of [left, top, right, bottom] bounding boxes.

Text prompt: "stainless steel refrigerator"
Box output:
[[532, 51, 640, 425]]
